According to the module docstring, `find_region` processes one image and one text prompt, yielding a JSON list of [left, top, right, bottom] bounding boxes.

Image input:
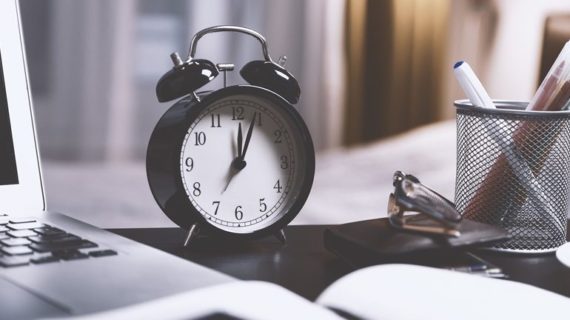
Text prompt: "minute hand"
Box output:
[[240, 113, 256, 160]]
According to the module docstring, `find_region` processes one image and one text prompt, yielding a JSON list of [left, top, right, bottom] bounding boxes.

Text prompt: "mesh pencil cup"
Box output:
[[454, 100, 570, 253]]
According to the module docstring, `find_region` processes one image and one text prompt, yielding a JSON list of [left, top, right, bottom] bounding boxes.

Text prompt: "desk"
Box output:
[[110, 224, 570, 301]]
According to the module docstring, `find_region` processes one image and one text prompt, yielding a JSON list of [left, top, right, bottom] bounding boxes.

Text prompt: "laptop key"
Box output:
[[53, 250, 89, 261], [2, 245, 33, 255], [7, 230, 37, 238], [28, 234, 80, 244], [31, 255, 60, 264], [89, 249, 117, 258], [62, 252, 89, 261], [34, 227, 65, 236], [8, 222, 44, 230], [50, 235, 82, 243], [0, 226, 8, 232], [0, 232, 9, 240], [30, 240, 97, 253], [28, 234, 67, 243], [1, 238, 31, 246], [0, 256, 30, 267], [9, 217, 37, 224]]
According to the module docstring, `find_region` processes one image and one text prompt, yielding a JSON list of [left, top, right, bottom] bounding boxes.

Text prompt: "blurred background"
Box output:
[[17, 0, 570, 227]]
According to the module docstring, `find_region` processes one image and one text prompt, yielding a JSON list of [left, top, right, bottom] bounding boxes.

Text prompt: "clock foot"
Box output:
[[183, 223, 199, 247], [274, 229, 286, 244]]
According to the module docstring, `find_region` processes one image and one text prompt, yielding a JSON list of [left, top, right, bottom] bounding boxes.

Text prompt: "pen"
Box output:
[[447, 264, 487, 273], [453, 61, 495, 109], [446, 265, 507, 278]]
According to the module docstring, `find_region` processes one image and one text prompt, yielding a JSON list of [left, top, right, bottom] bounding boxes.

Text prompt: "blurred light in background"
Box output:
[[18, 0, 570, 162], [19, 0, 345, 162]]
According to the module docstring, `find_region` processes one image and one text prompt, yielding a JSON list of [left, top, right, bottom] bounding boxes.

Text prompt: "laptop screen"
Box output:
[[0, 0, 44, 212], [0, 51, 19, 185]]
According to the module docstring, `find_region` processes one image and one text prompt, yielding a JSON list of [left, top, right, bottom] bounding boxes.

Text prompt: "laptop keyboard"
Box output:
[[0, 214, 117, 268]]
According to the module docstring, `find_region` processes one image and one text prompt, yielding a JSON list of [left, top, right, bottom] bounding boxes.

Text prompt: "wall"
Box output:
[[445, 0, 570, 118]]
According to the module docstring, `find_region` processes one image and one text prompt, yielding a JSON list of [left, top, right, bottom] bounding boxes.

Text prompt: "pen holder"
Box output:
[[454, 100, 570, 253]]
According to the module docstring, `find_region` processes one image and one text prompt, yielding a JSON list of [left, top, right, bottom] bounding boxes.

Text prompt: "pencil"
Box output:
[[527, 60, 565, 110]]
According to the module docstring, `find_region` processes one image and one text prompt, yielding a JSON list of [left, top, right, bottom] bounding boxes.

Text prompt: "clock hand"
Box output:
[[231, 113, 255, 171], [231, 130, 238, 159], [222, 165, 239, 193], [225, 129, 243, 193], [232, 121, 247, 171], [240, 112, 256, 160], [237, 122, 243, 158]]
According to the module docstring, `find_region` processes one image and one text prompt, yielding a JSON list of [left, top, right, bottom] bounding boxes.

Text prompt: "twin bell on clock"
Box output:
[[146, 26, 315, 246]]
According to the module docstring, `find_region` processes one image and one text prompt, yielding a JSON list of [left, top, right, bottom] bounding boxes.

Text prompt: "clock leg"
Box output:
[[183, 223, 199, 247], [274, 229, 286, 244]]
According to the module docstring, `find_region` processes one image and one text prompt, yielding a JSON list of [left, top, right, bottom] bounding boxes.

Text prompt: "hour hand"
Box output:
[[222, 165, 239, 193]]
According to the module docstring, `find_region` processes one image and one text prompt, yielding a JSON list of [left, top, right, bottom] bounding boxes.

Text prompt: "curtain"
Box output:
[[344, 0, 450, 146], [20, 0, 347, 162]]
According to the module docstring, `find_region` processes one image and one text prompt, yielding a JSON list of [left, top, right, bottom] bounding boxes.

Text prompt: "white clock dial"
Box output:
[[180, 94, 304, 233]]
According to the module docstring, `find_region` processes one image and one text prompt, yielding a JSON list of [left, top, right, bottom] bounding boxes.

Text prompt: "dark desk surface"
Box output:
[[110, 225, 570, 301]]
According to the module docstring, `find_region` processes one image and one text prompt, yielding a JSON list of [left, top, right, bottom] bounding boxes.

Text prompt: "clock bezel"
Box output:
[[146, 85, 315, 240]]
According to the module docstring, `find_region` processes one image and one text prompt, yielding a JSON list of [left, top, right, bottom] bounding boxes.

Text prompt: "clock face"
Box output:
[[179, 94, 308, 234]]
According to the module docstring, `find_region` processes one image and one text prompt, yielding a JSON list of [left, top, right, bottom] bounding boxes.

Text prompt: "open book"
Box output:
[[49, 264, 570, 320]]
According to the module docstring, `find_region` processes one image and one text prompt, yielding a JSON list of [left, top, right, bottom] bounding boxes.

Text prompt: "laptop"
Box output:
[[0, 1, 233, 319]]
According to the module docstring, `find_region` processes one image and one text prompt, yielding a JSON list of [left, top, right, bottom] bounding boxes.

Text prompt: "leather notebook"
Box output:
[[324, 218, 509, 267]]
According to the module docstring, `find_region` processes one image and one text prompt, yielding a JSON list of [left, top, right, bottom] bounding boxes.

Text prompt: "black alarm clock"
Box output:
[[146, 26, 315, 246]]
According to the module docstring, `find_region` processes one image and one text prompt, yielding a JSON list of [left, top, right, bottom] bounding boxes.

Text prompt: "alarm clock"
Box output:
[[146, 26, 315, 246]]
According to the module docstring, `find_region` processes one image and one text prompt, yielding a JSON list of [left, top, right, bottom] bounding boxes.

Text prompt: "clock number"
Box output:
[[212, 201, 220, 215], [194, 132, 206, 145], [259, 198, 267, 212], [232, 106, 244, 120], [210, 113, 221, 128], [184, 157, 194, 172], [280, 155, 288, 169], [273, 180, 283, 193], [235, 205, 243, 220], [193, 182, 201, 197], [274, 130, 283, 143]]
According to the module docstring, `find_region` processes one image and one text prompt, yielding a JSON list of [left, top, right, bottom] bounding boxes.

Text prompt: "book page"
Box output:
[[317, 264, 570, 320], [47, 281, 342, 320]]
